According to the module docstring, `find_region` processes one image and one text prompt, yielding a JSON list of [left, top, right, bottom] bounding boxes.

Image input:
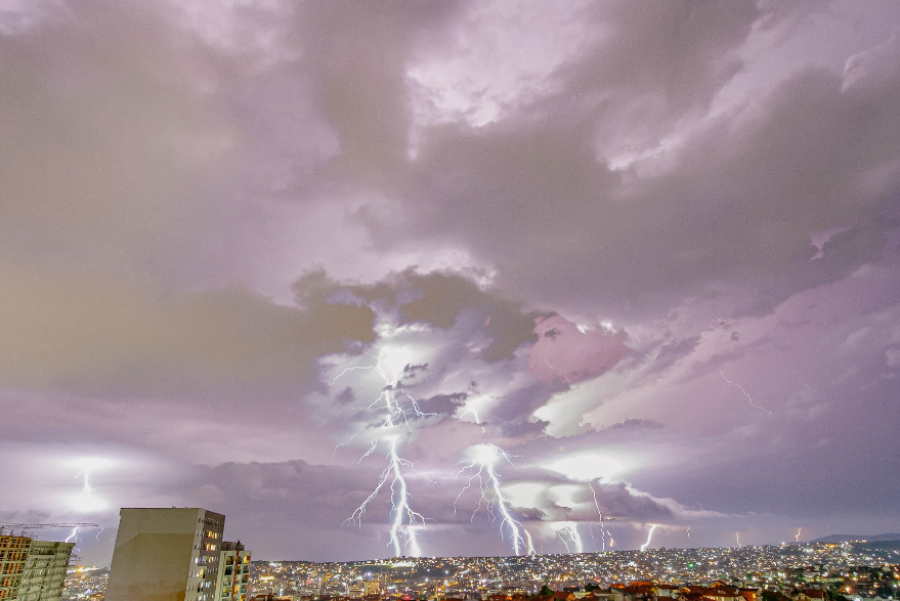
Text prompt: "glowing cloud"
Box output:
[[528, 315, 629, 385], [545, 453, 626, 482], [68, 458, 113, 514]]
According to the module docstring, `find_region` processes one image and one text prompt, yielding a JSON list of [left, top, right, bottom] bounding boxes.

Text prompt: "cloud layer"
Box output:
[[2, 0, 900, 564]]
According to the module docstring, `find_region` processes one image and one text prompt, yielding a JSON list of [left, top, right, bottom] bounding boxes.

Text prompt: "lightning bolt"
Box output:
[[76, 469, 94, 495], [455, 443, 529, 556], [523, 528, 536, 556], [71, 462, 108, 513], [385, 437, 423, 557], [345, 436, 426, 557], [735, 531, 742, 548], [335, 350, 428, 557], [555, 522, 583, 554], [687, 527, 691, 541], [459, 403, 482, 425], [719, 370, 772, 416], [795, 527, 802, 543], [330, 364, 377, 385], [65, 527, 80, 552], [588, 481, 607, 551], [639, 524, 657, 552], [458, 382, 488, 429]]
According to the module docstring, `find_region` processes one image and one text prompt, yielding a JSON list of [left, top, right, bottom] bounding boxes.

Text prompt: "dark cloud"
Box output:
[[349, 6, 900, 321], [0, 261, 374, 398], [293, 1, 461, 186], [300, 269, 550, 367], [0, 0, 242, 286], [192, 459, 382, 524], [395, 271, 547, 362], [553, 0, 763, 152], [335, 387, 355, 405], [416, 392, 468, 416], [607, 419, 664, 432], [584, 481, 676, 523]]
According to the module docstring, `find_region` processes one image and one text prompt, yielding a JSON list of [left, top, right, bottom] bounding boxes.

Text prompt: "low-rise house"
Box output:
[[792, 590, 825, 601]]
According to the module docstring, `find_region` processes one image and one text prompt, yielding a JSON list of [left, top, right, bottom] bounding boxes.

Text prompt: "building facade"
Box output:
[[0, 535, 32, 601], [214, 541, 251, 601], [106, 508, 226, 601], [17, 540, 75, 601]]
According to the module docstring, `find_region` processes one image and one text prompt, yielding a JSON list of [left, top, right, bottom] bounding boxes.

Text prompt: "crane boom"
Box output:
[[1, 523, 99, 528], [0, 523, 99, 536]]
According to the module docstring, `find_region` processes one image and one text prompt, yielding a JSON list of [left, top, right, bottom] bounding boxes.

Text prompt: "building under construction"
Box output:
[[0, 535, 31, 601], [0, 524, 84, 601]]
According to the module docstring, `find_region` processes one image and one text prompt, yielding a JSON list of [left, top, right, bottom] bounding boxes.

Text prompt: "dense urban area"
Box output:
[[62, 541, 900, 601]]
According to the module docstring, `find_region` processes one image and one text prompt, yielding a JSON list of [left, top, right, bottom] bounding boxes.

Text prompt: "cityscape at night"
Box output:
[[60, 540, 900, 601], [2, 1, 900, 601]]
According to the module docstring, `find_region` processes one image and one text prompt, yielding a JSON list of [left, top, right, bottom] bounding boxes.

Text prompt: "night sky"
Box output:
[[2, 0, 900, 565]]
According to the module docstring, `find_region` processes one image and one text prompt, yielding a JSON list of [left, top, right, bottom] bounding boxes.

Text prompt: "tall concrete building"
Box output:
[[213, 541, 251, 601], [17, 540, 75, 601], [0, 535, 31, 601], [106, 508, 226, 601]]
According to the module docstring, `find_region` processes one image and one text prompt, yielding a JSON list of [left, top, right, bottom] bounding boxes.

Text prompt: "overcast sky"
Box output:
[[2, 0, 900, 564]]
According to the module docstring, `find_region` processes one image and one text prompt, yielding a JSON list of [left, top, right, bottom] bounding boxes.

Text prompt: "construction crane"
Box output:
[[0, 523, 99, 536]]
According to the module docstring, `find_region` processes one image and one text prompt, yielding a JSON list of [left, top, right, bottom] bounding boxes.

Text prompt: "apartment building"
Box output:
[[214, 541, 252, 601], [106, 507, 226, 601]]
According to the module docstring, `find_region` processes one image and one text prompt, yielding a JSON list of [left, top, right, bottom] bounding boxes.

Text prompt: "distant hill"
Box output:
[[812, 533, 900, 543], [858, 540, 900, 551]]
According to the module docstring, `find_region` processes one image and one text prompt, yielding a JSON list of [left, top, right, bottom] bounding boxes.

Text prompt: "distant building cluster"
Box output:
[[244, 542, 899, 601]]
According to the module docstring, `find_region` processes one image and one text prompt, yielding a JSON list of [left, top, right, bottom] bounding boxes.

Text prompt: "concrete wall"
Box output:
[[106, 508, 203, 601]]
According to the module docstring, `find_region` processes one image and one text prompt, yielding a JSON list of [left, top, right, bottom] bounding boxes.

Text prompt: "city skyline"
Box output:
[[63, 535, 900, 599], [2, 0, 900, 565]]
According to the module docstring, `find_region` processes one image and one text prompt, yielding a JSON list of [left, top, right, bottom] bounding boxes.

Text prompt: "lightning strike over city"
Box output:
[[334, 345, 428, 557], [555, 522, 584, 554], [588, 481, 607, 551], [65, 527, 81, 552], [3, 0, 900, 586], [456, 443, 528, 556], [522, 528, 536, 556], [640, 525, 658, 552]]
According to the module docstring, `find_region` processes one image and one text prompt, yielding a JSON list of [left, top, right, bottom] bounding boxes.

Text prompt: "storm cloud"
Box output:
[[2, 0, 900, 564]]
